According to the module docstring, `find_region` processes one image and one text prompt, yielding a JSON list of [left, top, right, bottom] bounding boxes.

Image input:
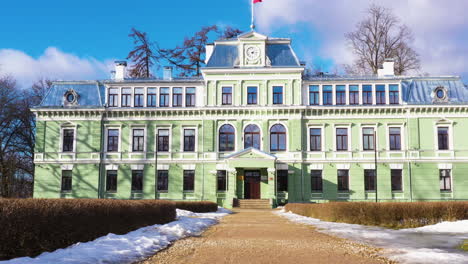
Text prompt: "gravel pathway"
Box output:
[[139, 209, 395, 264]]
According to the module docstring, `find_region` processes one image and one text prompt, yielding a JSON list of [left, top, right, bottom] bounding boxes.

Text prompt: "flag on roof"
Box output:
[[253, 0, 262, 3]]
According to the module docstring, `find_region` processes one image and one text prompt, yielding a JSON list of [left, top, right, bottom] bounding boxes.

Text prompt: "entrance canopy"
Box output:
[[225, 147, 277, 168]]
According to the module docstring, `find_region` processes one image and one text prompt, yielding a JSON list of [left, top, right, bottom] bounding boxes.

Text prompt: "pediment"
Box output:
[[238, 31, 268, 41], [225, 147, 277, 160]]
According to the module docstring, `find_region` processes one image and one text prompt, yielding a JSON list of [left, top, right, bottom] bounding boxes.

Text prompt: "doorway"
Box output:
[[244, 170, 261, 199]]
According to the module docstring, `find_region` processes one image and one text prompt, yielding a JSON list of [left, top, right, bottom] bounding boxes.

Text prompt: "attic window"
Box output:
[[64, 89, 79, 106], [433, 86, 448, 103]]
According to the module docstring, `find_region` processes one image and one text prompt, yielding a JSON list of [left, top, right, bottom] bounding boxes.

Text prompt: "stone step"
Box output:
[[237, 199, 271, 209]]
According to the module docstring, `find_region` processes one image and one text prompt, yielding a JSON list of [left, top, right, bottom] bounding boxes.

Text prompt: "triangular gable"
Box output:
[[225, 147, 277, 160], [238, 31, 268, 40]]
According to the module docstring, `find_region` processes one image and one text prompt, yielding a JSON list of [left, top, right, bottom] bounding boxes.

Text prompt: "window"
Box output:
[[247, 87, 257, 105], [336, 128, 348, 151], [270, 124, 286, 151], [310, 128, 322, 151], [362, 128, 375, 151], [277, 170, 288, 192], [337, 170, 349, 191], [61, 170, 72, 192], [362, 85, 372, 105], [134, 88, 144, 107], [391, 169, 402, 191], [159, 87, 169, 107], [364, 169, 376, 191], [336, 85, 346, 105], [349, 85, 359, 105], [132, 129, 144, 152], [107, 129, 119, 152], [222, 87, 232, 105], [183, 170, 195, 192], [157, 129, 169, 152], [389, 127, 401, 151], [217, 170, 227, 192], [244, 124, 261, 149], [376, 85, 386, 105], [183, 129, 195, 152], [389, 85, 399, 104], [157, 170, 169, 192], [172, 87, 182, 107], [311, 170, 323, 192], [273, 86, 283, 104], [108, 88, 119, 107], [440, 169, 451, 191], [147, 88, 157, 107], [437, 127, 449, 150], [323, 85, 332, 105], [62, 129, 74, 152], [309, 85, 319, 105], [219, 124, 235, 152], [131, 170, 143, 192], [106, 170, 117, 192], [121, 88, 131, 107], [186, 87, 196, 107]]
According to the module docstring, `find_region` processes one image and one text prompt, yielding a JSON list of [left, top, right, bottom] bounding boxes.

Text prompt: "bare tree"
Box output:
[[220, 26, 243, 39], [345, 4, 420, 75], [126, 28, 159, 78]]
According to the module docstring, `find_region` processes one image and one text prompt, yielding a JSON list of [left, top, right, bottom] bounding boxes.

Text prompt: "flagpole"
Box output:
[[251, 0, 255, 30]]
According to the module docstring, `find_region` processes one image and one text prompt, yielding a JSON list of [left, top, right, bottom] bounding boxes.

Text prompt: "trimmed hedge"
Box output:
[[285, 202, 468, 229], [0, 199, 176, 260], [175, 201, 218, 213]]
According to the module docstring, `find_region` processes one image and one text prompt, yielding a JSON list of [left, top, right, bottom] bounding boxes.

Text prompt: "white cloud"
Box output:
[[0, 47, 113, 88], [256, 0, 468, 78]]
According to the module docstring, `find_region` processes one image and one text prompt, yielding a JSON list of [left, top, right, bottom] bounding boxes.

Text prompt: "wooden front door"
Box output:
[[244, 170, 261, 199]]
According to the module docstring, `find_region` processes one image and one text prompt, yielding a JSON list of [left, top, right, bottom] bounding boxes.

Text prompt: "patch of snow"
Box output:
[[3, 207, 232, 264], [276, 209, 468, 264]]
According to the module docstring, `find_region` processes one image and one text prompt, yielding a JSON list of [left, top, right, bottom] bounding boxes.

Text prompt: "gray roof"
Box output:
[[40, 81, 105, 108], [402, 78, 468, 104]]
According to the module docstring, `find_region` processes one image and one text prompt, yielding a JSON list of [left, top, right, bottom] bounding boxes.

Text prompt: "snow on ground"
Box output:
[[3, 207, 231, 264], [276, 209, 468, 264]]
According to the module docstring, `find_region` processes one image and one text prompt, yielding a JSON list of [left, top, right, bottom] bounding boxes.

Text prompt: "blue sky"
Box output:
[[1, 0, 467, 87]]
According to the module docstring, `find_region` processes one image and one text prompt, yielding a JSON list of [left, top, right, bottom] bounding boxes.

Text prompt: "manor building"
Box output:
[[33, 31, 468, 207]]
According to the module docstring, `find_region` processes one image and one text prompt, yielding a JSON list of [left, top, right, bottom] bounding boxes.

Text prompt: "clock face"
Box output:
[[246, 46, 260, 61]]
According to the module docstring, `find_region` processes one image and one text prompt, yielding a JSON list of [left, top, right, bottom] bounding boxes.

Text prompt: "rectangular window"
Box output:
[[121, 88, 132, 107], [440, 169, 451, 191], [349, 85, 359, 105], [147, 88, 157, 107], [106, 170, 117, 192], [337, 170, 349, 191], [132, 129, 144, 152], [134, 88, 144, 107], [217, 170, 227, 192], [376, 85, 386, 105], [131, 170, 143, 192], [438, 127, 449, 150], [277, 170, 288, 192], [62, 129, 74, 152], [310, 128, 322, 151], [107, 129, 119, 152], [273, 86, 283, 104], [336, 85, 346, 105], [157, 129, 169, 152], [157, 170, 169, 192], [309, 85, 319, 105], [364, 169, 376, 191], [323, 85, 333, 105], [183, 170, 195, 192], [183, 129, 195, 152], [389, 85, 399, 104], [172, 87, 183, 107], [159, 87, 169, 107], [222, 87, 232, 105], [362, 127, 375, 151], [389, 127, 401, 151], [336, 128, 348, 151], [311, 170, 323, 192], [247, 87, 257, 105], [362, 85, 373, 105], [61, 170, 72, 192], [108, 88, 119, 107], [391, 169, 402, 191], [185, 87, 196, 107]]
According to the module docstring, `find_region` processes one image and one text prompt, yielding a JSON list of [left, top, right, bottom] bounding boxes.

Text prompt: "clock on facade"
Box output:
[[245, 46, 261, 61]]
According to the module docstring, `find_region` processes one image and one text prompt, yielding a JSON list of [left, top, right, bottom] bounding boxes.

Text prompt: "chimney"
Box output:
[[163, 66, 173, 80], [378, 58, 395, 77], [114, 61, 127, 80], [205, 44, 214, 64]]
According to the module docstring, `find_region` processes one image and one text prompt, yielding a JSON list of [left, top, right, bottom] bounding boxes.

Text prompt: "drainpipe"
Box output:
[[154, 132, 158, 199], [201, 118, 205, 201], [97, 110, 105, 199], [406, 109, 413, 202], [301, 112, 305, 202]]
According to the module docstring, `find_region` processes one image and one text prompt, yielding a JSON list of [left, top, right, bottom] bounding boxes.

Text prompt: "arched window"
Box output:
[[219, 124, 235, 152], [244, 124, 261, 149], [270, 124, 286, 151]]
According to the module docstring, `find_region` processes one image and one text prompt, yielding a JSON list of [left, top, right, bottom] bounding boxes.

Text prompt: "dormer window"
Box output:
[[63, 89, 78, 106], [433, 86, 448, 103]]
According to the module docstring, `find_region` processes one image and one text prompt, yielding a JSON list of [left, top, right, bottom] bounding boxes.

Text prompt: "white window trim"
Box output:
[[389, 165, 404, 192], [146, 87, 158, 107], [345, 84, 350, 105], [217, 122, 237, 153], [181, 126, 198, 153], [59, 125, 77, 153], [333, 124, 352, 152], [332, 84, 336, 105], [434, 121, 454, 151], [245, 85, 259, 105], [242, 122, 263, 150], [372, 84, 376, 105], [104, 125, 122, 153], [386, 124, 405, 151], [272, 85, 285, 105], [221, 85, 235, 106], [358, 84, 363, 105], [337, 167, 351, 193], [134, 87, 145, 107], [156, 126, 172, 153], [307, 124, 325, 152], [159, 87, 170, 107], [129, 125, 147, 153], [185, 87, 196, 107], [438, 166, 453, 193], [268, 122, 288, 152], [360, 124, 378, 152]]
